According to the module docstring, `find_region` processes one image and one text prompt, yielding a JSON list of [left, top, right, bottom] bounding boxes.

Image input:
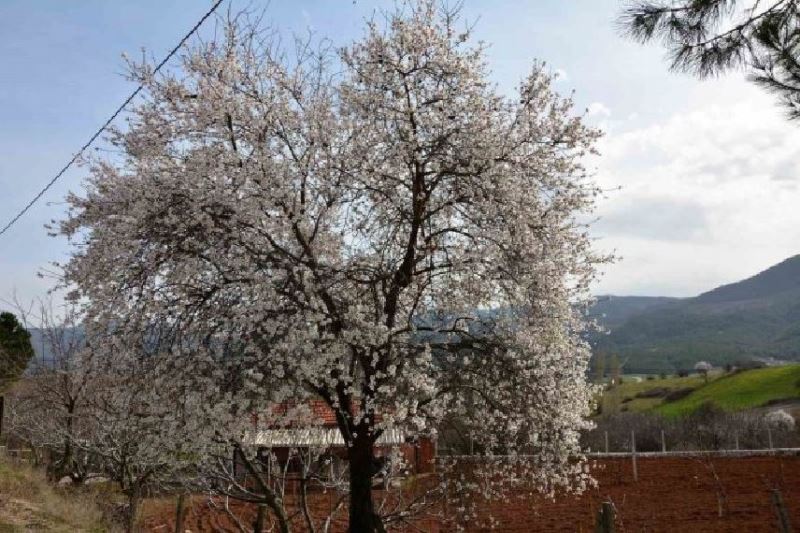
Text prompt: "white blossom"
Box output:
[[57, 2, 607, 529]]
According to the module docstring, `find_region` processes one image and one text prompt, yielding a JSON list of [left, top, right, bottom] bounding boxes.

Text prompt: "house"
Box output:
[[243, 400, 436, 484]]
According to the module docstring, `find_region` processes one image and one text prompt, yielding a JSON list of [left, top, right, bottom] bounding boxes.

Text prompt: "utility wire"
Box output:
[[0, 0, 225, 238]]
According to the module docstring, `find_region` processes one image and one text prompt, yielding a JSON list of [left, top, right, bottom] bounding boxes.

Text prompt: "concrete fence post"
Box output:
[[594, 501, 616, 533], [771, 489, 792, 533], [661, 429, 666, 453], [604, 431, 609, 454], [631, 430, 638, 482]]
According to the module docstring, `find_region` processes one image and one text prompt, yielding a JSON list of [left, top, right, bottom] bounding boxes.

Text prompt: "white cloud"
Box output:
[[593, 196, 709, 242], [553, 68, 569, 82], [587, 101, 611, 119], [591, 82, 800, 297]]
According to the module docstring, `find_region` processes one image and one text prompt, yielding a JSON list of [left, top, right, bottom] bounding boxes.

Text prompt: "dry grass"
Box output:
[[0, 456, 112, 532]]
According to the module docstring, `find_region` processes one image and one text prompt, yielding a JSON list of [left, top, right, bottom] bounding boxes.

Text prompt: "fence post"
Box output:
[[594, 501, 616, 533], [768, 427, 774, 450], [661, 430, 666, 453], [735, 432, 740, 451], [631, 430, 638, 482], [604, 431, 609, 454], [442, 478, 446, 517], [771, 489, 792, 533], [254, 503, 267, 533], [175, 493, 187, 533]]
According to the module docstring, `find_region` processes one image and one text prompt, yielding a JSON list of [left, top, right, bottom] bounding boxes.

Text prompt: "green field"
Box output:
[[597, 374, 708, 415], [596, 365, 800, 418], [656, 364, 800, 418]]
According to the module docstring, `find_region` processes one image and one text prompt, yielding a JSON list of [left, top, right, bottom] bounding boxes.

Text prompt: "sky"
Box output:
[[1, 0, 799, 310]]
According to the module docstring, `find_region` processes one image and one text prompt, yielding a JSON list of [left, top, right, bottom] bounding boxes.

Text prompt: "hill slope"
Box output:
[[593, 255, 800, 372], [0, 458, 108, 531], [589, 295, 680, 330], [656, 365, 800, 417]]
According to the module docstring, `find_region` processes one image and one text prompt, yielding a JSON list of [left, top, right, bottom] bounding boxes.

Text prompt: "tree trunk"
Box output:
[[300, 470, 317, 533], [61, 400, 76, 481], [60, 439, 74, 481], [233, 446, 291, 533], [254, 504, 267, 533], [126, 488, 141, 533], [175, 493, 187, 533], [347, 434, 385, 533]]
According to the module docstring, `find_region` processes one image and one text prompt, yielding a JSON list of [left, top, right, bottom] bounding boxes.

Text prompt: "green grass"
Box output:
[[656, 364, 800, 418], [597, 374, 707, 415]]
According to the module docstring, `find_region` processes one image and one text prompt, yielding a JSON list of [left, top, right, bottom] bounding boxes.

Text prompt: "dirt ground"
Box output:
[[142, 455, 800, 532]]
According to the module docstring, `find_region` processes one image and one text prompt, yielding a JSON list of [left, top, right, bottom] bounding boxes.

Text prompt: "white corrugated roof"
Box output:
[[246, 427, 406, 447]]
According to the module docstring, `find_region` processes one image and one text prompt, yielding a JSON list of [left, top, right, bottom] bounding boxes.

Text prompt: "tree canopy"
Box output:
[[0, 311, 34, 391], [58, 2, 606, 529], [620, 0, 800, 119]]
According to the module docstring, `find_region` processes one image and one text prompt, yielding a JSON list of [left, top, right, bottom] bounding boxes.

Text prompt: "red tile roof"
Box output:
[[259, 400, 341, 427], [256, 399, 384, 428]]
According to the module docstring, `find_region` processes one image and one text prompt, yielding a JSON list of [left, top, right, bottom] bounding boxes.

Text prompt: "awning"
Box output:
[[246, 427, 406, 447]]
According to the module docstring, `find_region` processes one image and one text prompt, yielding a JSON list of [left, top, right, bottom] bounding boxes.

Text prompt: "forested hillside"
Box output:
[[592, 255, 800, 373]]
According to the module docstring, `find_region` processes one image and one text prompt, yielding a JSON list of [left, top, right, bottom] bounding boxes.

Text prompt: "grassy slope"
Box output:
[[656, 365, 800, 418], [598, 374, 707, 415], [0, 458, 109, 532]]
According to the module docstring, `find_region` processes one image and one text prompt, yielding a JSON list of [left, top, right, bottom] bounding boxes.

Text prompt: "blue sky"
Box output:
[[1, 0, 799, 309]]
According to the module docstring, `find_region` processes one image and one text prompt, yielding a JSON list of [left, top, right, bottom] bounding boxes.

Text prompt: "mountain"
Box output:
[[592, 255, 800, 373], [25, 326, 85, 366], [588, 295, 680, 330]]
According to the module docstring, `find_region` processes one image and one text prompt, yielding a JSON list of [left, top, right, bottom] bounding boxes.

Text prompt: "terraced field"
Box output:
[[656, 365, 800, 417], [598, 365, 800, 417]]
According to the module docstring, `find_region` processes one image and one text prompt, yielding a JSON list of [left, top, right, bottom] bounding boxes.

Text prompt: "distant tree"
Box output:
[[0, 312, 34, 391], [5, 303, 94, 483], [619, 0, 800, 119], [695, 360, 713, 382], [765, 408, 795, 431], [71, 342, 197, 533], [591, 353, 607, 382], [609, 354, 622, 385]]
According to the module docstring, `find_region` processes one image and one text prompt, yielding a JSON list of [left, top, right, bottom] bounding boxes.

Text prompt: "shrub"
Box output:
[[664, 387, 695, 402], [0, 457, 109, 530], [765, 409, 795, 431], [732, 359, 767, 372], [635, 387, 670, 399], [584, 405, 800, 453]]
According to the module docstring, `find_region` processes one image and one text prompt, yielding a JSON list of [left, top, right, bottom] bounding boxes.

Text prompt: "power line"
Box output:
[[0, 0, 225, 238]]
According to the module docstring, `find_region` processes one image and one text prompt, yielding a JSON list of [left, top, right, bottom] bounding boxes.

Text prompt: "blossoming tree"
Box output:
[[59, 2, 606, 530], [5, 302, 95, 483]]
